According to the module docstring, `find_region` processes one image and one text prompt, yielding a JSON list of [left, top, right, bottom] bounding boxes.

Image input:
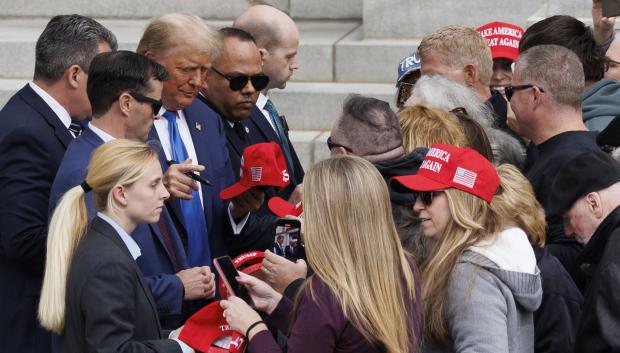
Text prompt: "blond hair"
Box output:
[[418, 25, 493, 86], [398, 104, 466, 152], [302, 156, 418, 353], [422, 163, 543, 342], [38, 140, 159, 333], [137, 13, 222, 64]]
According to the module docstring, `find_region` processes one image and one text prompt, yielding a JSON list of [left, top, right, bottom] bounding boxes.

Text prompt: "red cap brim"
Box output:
[[220, 182, 251, 200], [268, 197, 303, 217], [391, 174, 449, 192]]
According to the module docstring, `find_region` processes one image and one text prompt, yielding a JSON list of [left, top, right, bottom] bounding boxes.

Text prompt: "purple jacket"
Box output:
[[249, 260, 422, 353]]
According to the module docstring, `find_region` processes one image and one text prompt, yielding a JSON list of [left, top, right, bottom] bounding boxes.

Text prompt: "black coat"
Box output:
[[60, 217, 181, 353], [574, 206, 620, 352]]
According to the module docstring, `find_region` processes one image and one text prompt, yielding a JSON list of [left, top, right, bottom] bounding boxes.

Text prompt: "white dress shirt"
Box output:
[[29, 81, 76, 137], [88, 122, 115, 143], [153, 107, 248, 234], [256, 93, 277, 132]]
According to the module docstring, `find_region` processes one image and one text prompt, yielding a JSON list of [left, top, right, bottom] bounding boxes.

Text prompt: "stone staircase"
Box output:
[[0, 0, 598, 169]]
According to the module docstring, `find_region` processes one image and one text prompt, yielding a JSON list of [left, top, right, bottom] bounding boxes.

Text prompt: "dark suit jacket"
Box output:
[[150, 100, 239, 263], [0, 84, 74, 352], [60, 216, 182, 353], [194, 95, 277, 256], [49, 127, 188, 329], [247, 105, 304, 192]]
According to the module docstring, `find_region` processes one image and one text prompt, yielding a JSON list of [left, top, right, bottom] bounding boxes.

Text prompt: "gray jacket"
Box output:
[[424, 251, 542, 353]]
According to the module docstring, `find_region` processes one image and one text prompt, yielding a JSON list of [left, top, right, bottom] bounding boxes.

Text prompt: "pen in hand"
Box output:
[[166, 159, 212, 186]]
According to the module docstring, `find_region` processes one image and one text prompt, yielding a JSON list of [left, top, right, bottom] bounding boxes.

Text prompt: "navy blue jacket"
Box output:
[[49, 126, 188, 329], [0, 84, 74, 353]]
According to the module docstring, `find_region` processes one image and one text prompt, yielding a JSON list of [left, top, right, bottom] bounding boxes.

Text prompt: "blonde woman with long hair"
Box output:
[[38, 139, 192, 352], [392, 144, 542, 353], [220, 155, 421, 353]]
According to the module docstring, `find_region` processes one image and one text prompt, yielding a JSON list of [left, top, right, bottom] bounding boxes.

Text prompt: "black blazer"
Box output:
[[60, 216, 182, 353], [0, 84, 74, 352]]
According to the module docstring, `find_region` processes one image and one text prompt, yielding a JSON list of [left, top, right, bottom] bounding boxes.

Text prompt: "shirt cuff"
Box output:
[[172, 338, 194, 353], [227, 203, 249, 235]]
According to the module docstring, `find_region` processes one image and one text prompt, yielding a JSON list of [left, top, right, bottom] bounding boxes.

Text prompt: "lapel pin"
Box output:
[[245, 126, 250, 134], [195, 121, 202, 131]]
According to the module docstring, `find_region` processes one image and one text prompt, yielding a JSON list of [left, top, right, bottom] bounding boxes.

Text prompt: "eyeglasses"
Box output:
[[210, 66, 270, 91], [504, 84, 545, 102], [128, 92, 163, 116], [326, 136, 353, 153], [416, 190, 442, 207]]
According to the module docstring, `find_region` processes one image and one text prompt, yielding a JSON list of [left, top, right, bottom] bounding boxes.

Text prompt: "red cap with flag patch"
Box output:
[[179, 301, 247, 353], [268, 197, 303, 217], [220, 142, 291, 200], [390, 144, 499, 203]]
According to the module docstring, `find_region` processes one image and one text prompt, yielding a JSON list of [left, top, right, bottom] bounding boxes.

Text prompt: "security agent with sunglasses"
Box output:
[[139, 14, 267, 282], [198, 28, 282, 256], [234, 6, 305, 202], [511, 44, 601, 291], [49, 51, 218, 331]]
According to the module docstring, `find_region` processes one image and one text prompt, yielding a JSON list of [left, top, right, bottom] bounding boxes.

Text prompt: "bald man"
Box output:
[[234, 5, 304, 202]]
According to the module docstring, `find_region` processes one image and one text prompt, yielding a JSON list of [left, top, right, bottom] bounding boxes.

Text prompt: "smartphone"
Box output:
[[274, 218, 301, 259], [213, 256, 253, 305], [603, 0, 620, 18]]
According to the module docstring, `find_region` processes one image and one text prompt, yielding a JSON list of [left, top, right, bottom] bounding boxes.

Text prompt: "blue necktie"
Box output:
[[264, 99, 295, 177], [163, 110, 211, 267]]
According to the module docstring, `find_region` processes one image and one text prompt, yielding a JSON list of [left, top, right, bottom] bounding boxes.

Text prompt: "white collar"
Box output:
[[256, 93, 269, 110], [29, 81, 72, 129], [469, 227, 537, 274], [97, 212, 141, 260], [88, 121, 115, 143]]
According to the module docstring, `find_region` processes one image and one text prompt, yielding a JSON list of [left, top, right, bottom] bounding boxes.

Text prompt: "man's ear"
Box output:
[[586, 192, 605, 219], [463, 64, 478, 87], [66, 64, 83, 89], [118, 92, 132, 116], [258, 47, 268, 63]]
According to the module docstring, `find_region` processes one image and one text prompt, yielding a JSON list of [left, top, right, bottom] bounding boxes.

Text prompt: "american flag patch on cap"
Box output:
[[453, 167, 477, 188], [251, 167, 263, 181]]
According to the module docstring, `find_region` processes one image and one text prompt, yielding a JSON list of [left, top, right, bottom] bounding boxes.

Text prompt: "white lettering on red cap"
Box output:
[[219, 324, 232, 331], [421, 159, 443, 173], [282, 169, 290, 182], [426, 148, 451, 162]]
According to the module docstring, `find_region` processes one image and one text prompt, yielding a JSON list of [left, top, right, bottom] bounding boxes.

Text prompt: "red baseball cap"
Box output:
[[218, 251, 267, 298], [179, 301, 247, 353], [390, 144, 499, 203], [476, 21, 524, 62], [268, 197, 303, 217], [220, 142, 291, 200]]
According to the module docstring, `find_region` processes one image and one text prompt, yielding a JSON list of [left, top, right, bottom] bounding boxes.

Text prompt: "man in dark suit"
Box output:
[[0, 15, 116, 353], [137, 14, 265, 268], [234, 5, 305, 201], [199, 28, 278, 256], [49, 51, 216, 330]]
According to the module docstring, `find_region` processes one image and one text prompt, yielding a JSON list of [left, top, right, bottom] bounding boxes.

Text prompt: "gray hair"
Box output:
[[516, 44, 585, 109], [408, 75, 525, 167], [331, 94, 404, 163], [34, 14, 117, 84], [407, 75, 494, 128]]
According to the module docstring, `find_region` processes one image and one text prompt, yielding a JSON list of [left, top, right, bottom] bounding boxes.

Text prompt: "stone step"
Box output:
[[0, 0, 362, 20], [0, 79, 396, 131], [0, 18, 360, 82]]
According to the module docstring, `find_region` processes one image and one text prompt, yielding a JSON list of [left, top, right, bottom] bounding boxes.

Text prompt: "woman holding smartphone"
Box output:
[[391, 144, 542, 353], [220, 155, 421, 353], [39, 140, 193, 353]]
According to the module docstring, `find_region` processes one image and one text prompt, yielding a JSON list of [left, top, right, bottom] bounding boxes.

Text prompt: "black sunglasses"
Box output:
[[211, 66, 270, 91], [416, 191, 442, 207], [129, 92, 163, 115], [504, 84, 545, 102], [326, 136, 353, 153]]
